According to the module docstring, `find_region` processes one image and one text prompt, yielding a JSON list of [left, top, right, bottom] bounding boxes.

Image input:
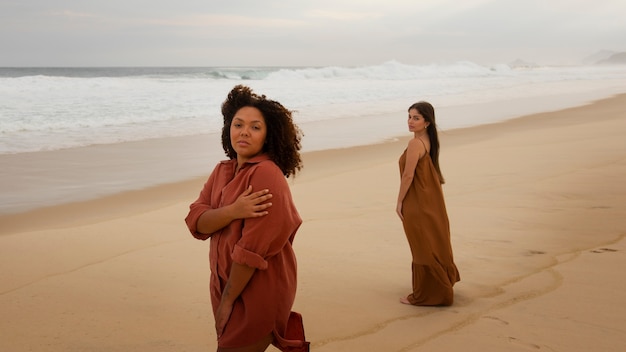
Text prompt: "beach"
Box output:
[[1, 94, 625, 351]]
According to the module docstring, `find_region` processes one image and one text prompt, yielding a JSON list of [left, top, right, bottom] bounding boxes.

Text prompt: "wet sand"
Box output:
[[1, 94, 625, 351]]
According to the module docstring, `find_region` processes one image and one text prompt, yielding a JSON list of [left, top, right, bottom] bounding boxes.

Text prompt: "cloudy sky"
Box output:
[[1, 0, 625, 67]]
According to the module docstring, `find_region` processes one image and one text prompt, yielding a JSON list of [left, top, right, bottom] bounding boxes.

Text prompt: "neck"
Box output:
[[414, 130, 428, 138]]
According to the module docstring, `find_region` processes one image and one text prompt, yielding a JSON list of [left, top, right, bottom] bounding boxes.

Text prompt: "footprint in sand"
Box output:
[[508, 336, 541, 349], [590, 248, 618, 253], [483, 316, 509, 325], [523, 249, 546, 256]]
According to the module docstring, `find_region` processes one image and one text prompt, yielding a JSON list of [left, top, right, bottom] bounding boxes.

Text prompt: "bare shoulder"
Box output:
[[407, 137, 426, 151], [407, 138, 430, 160]]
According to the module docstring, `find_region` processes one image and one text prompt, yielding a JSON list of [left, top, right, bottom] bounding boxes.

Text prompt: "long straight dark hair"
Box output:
[[408, 101, 445, 184]]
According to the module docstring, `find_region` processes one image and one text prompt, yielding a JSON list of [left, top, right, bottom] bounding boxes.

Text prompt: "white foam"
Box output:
[[1, 62, 626, 155]]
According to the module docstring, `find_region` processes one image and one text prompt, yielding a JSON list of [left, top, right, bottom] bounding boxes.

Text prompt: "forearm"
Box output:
[[221, 262, 256, 305], [195, 204, 236, 235], [397, 177, 412, 204], [397, 187, 407, 204], [195, 186, 273, 235]]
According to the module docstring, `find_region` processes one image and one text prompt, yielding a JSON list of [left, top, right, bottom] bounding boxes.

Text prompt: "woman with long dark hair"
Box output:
[[396, 101, 460, 306]]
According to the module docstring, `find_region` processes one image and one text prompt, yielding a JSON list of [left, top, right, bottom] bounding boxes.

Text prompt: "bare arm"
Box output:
[[397, 139, 424, 220], [196, 186, 272, 235], [215, 262, 256, 337]]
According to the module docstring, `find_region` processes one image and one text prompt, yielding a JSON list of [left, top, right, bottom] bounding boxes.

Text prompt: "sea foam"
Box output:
[[1, 61, 626, 154]]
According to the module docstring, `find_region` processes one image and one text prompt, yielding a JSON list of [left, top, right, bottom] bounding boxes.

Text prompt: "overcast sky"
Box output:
[[1, 0, 625, 67]]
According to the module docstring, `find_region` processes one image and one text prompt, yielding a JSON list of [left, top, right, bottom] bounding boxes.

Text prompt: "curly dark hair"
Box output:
[[221, 85, 303, 178]]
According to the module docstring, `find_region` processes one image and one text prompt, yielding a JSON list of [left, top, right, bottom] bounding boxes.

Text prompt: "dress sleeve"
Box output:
[[184, 164, 220, 240], [231, 162, 302, 269]]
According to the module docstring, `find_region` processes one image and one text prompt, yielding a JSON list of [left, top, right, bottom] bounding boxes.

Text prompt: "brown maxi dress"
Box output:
[[399, 147, 460, 306]]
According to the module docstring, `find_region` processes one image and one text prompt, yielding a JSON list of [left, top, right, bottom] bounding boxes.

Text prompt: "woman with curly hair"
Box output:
[[185, 85, 308, 351]]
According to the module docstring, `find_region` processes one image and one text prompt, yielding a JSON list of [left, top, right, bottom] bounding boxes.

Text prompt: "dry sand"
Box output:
[[1, 94, 625, 351]]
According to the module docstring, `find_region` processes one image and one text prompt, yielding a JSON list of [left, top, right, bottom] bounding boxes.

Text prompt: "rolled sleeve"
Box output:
[[232, 244, 269, 270], [185, 202, 213, 240], [235, 161, 301, 261], [184, 163, 225, 241]]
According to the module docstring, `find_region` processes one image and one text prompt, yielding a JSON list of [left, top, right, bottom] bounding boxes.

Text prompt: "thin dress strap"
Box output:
[[417, 137, 429, 157]]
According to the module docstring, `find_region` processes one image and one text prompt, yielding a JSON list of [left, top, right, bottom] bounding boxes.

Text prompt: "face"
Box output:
[[230, 106, 267, 165], [408, 108, 429, 133]]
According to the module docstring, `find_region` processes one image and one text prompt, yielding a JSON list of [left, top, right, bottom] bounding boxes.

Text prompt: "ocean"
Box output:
[[2, 61, 626, 214], [3, 61, 626, 155]]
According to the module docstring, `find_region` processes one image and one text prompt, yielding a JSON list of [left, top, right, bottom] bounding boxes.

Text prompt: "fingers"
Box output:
[[247, 188, 272, 206], [233, 187, 273, 219], [215, 302, 233, 338], [252, 193, 272, 205], [217, 317, 227, 336], [250, 204, 271, 217], [255, 201, 272, 210], [241, 185, 253, 196], [215, 306, 226, 337], [248, 188, 271, 199]]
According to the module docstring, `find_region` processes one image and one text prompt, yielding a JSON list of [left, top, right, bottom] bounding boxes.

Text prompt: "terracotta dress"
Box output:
[[185, 154, 307, 350], [399, 148, 460, 306]]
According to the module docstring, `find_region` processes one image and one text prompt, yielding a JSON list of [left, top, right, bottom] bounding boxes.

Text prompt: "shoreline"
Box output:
[[1, 93, 625, 351], [2, 85, 625, 217], [2, 92, 625, 234]]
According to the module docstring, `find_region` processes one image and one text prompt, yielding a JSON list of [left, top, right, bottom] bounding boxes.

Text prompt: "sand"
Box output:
[[1, 94, 625, 351]]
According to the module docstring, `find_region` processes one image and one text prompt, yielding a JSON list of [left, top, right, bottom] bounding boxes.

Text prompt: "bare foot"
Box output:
[[399, 296, 412, 305]]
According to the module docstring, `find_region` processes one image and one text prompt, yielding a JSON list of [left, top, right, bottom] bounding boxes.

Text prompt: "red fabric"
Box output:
[[273, 311, 310, 352], [185, 154, 304, 348]]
